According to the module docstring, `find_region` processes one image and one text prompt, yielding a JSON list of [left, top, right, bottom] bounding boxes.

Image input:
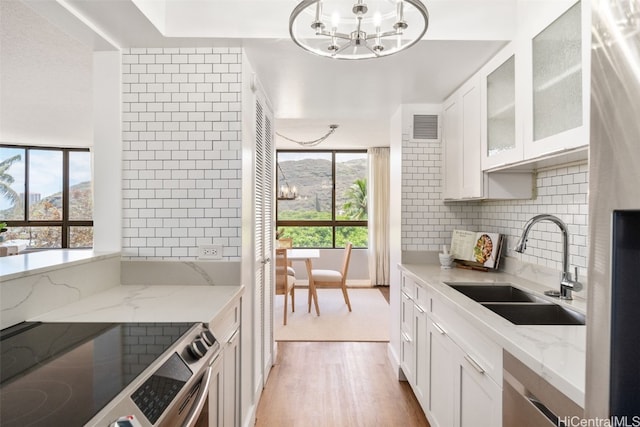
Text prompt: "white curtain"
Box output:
[[367, 147, 390, 286]]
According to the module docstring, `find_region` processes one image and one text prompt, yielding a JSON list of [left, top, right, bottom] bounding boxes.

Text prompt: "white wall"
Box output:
[[0, 1, 93, 147], [120, 47, 243, 259]]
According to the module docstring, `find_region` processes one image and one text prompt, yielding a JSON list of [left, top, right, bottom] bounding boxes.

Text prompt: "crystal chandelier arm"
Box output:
[[276, 124, 338, 147]]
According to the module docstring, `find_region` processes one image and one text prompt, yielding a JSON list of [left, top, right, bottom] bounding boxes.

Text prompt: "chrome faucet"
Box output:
[[514, 214, 583, 300]]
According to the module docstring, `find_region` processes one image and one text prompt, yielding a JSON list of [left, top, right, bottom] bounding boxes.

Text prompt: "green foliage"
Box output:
[[342, 178, 367, 220], [277, 221, 368, 248]]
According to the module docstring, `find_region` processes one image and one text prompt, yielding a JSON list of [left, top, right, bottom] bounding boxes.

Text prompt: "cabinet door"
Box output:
[[442, 94, 461, 199], [454, 351, 502, 427], [428, 319, 455, 427], [521, 0, 590, 159], [223, 328, 241, 427], [413, 300, 429, 410], [460, 76, 482, 198], [400, 289, 415, 383], [206, 352, 224, 427], [481, 42, 523, 170]]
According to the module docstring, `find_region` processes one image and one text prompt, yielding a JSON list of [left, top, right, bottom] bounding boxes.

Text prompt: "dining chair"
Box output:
[[275, 248, 295, 325], [277, 238, 296, 277], [306, 242, 353, 315]]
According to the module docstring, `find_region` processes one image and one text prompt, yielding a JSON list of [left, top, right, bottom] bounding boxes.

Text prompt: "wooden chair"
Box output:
[[277, 238, 296, 277], [306, 242, 353, 315], [275, 248, 295, 325]]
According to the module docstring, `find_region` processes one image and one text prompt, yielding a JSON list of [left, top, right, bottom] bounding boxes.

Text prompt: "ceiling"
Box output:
[[23, 0, 515, 148]]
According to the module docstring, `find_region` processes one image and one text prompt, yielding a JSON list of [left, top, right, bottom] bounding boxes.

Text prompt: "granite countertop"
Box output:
[[399, 263, 586, 408], [30, 284, 244, 324]]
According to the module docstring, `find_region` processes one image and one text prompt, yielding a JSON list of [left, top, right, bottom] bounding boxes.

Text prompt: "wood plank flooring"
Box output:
[[254, 341, 430, 427]]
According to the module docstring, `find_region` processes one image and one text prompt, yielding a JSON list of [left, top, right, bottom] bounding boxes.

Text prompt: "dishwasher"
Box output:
[[503, 350, 583, 427]]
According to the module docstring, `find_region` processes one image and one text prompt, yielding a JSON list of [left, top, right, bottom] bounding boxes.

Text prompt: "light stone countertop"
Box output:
[[0, 249, 119, 281], [30, 284, 244, 324], [399, 263, 586, 408]]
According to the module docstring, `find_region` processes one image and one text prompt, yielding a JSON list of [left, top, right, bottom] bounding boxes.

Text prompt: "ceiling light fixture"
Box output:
[[289, 0, 429, 60], [276, 124, 339, 147], [277, 163, 298, 200]]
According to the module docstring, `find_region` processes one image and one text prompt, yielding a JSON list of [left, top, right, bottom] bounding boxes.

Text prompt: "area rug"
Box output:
[[274, 287, 390, 342]]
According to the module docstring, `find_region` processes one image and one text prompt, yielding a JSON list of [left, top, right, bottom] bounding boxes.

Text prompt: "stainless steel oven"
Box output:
[[0, 321, 220, 427]]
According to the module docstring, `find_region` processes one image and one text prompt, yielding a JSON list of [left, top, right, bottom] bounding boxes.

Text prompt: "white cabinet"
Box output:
[[427, 318, 455, 427], [478, 1, 589, 172], [481, 42, 523, 170], [400, 273, 502, 427], [521, 0, 590, 160], [223, 326, 241, 427], [443, 72, 532, 201], [400, 275, 415, 383], [442, 76, 483, 200], [454, 348, 502, 427], [210, 298, 242, 427]]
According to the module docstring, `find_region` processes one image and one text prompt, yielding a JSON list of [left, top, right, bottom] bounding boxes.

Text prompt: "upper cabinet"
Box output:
[[521, 0, 590, 160], [478, 0, 589, 172], [480, 43, 523, 170]]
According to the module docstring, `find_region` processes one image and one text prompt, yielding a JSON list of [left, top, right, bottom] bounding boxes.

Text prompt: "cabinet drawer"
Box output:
[[431, 294, 502, 384], [210, 299, 241, 343], [402, 274, 417, 300]]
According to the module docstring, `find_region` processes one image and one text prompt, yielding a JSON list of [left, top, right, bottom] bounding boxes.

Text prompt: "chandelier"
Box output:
[[276, 124, 339, 147], [277, 163, 298, 200], [289, 0, 429, 60]]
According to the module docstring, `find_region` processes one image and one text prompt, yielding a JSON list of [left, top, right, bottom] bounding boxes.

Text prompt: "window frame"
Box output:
[[276, 149, 368, 249], [1, 144, 93, 249]]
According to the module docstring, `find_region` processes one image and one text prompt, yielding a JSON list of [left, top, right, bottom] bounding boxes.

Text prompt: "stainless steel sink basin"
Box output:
[[481, 303, 585, 325], [445, 283, 540, 303], [445, 282, 585, 325]]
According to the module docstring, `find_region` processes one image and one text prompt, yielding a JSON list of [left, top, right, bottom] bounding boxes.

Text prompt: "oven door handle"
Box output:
[[183, 364, 213, 427]]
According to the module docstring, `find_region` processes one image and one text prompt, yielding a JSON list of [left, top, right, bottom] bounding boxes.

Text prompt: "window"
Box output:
[[0, 145, 93, 249], [276, 150, 367, 248]]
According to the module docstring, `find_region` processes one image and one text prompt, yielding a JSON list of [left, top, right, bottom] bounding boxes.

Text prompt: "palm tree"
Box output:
[[342, 178, 367, 220], [0, 154, 22, 211]]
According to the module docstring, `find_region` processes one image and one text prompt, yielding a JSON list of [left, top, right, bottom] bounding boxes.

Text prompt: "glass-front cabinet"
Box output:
[[480, 43, 522, 170], [480, 0, 588, 171], [522, 0, 589, 159]]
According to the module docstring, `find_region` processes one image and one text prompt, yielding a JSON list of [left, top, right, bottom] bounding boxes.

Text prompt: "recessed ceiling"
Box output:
[[23, 0, 514, 148]]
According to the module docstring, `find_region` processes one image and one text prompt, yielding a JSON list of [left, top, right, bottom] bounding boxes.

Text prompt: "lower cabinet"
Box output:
[[400, 273, 502, 427], [223, 327, 241, 427], [209, 298, 242, 427]]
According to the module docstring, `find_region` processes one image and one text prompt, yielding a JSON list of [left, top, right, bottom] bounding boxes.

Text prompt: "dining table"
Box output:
[[286, 248, 321, 315]]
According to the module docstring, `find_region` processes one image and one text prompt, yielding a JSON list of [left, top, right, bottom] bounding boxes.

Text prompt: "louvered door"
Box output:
[[253, 94, 275, 392]]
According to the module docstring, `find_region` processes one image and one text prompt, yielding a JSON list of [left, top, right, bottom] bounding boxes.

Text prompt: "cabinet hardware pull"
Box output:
[[528, 396, 564, 426], [415, 304, 425, 314], [433, 322, 446, 335], [228, 328, 239, 344], [402, 332, 412, 343], [464, 354, 486, 374], [402, 291, 413, 301]]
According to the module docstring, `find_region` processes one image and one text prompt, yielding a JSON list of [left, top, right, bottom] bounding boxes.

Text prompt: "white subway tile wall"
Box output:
[[402, 135, 589, 273], [121, 48, 242, 260]]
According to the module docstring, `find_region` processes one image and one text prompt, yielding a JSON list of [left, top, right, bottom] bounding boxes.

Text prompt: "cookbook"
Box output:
[[449, 229, 504, 270]]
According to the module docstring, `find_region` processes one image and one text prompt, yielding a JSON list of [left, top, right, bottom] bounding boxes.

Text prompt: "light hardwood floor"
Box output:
[[254, 341, 430, 427]]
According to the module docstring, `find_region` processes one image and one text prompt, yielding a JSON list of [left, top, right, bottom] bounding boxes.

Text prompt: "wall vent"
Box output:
[[410, 114, 440, 142]]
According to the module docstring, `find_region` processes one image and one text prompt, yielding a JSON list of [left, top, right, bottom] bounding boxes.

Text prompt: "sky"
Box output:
[[0, 147, 91, 211]]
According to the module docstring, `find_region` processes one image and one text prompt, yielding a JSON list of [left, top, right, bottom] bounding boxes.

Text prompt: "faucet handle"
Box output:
[[572, 267, 584, 292]]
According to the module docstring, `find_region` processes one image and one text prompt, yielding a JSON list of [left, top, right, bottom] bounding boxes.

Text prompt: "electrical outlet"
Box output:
[[199, 244, 223, 260]]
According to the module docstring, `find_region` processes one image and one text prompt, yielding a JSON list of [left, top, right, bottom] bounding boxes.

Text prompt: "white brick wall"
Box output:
[[121, 47, 242, 260], [402, 133, 589, 273]]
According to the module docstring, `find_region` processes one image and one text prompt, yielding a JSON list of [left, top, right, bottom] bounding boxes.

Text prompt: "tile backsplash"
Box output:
[[401, 135, 589, 274], [121, 48, 242, 260]]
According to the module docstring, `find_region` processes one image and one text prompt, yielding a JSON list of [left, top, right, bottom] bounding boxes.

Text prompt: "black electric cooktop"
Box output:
[[0, 321, 195, 427]]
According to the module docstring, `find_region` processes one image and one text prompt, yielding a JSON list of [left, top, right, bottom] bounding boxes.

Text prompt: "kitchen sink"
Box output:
[[445, 282, 585, 325], [481, 303, 585, 325], [445, 283, 541, 303]]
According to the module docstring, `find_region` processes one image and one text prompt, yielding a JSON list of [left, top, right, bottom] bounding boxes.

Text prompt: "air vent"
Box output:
[[411, 114, 440, 142]]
